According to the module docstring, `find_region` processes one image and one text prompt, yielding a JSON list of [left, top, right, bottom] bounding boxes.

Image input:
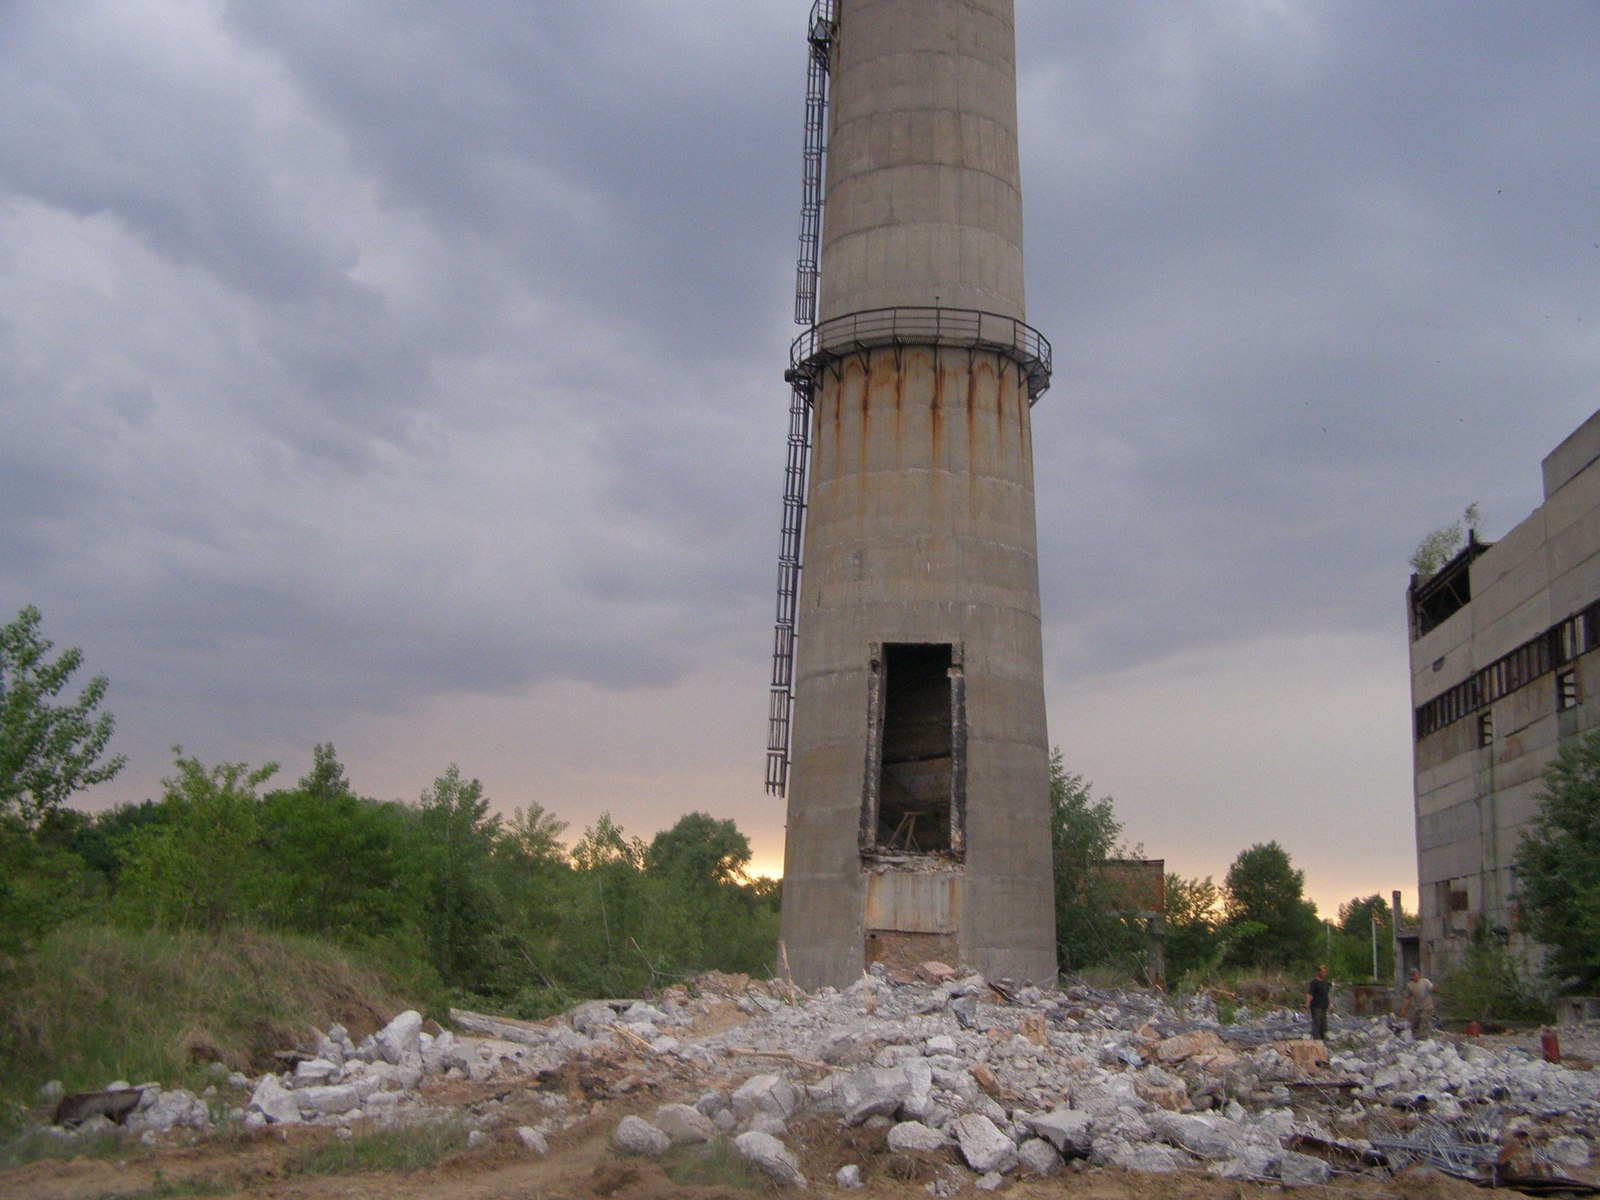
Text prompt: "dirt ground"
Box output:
[[4, 1021, 1589, 1200], [0, 1073, 1516, 1200], [0, 1108, 1505, 1200]]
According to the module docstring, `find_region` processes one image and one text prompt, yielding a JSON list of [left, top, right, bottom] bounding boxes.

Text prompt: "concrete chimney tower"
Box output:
[[772, 0, 1057, 990]]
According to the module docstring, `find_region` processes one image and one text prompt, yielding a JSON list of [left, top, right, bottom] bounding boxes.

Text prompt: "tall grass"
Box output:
[[0, 923, 413, 1110]]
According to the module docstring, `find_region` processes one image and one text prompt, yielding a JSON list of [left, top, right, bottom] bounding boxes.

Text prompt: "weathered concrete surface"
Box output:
[[781, 349, 1055, 989], [781, 0, 1054, 992], [818, 0, 1025, 322]]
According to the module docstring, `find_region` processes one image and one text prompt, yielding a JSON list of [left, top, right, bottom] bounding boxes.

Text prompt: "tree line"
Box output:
[[1, 609, 778, 1014], [1051, 750, 1406, 986], [5, 604, 1596, 1011]]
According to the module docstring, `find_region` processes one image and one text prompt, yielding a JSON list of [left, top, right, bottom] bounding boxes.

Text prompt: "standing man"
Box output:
[[1398, 969, 1436, 1037], [1305, 964, 1331, 1041]]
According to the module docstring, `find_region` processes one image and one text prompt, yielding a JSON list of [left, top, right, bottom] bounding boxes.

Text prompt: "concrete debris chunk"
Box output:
[[734, 1130, 806, 1187], [613, 1114, 669, 1156], [887, 1120, 948, 1152], [293, 1058, 339, 1085], [732, 1073, 800, 1121], [296, 1084, 361, 1117], [247, 1075, 302, 1125], [571, 1001, 619, 1036], [1016, 1136, 1065, 1176], [1027, 1108, 1093, 1156], [515, 1125, 549, 1155], [654, 1102, 717, 1144], [953, 1113, 1018, 1174], [373, 1010, 423, 1065], [1275, 1149, 1332, 1185]]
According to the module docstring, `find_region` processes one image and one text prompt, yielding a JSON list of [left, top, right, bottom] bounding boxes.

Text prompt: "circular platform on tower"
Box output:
[[789, 306, 1052, 402]]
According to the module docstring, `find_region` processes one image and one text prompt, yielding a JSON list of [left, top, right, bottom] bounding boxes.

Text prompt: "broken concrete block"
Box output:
[[293, 1058, 340, 1086], [297, 1084, 361, 1118], [1016, 1136, 1065, 1176], [613, 1115, 669, 1156], [515, 1125, 548, 1155], [1271, 1040, 1328, 1073], [1148, 1111, 1243, 1160], [735, 1130, 806, 1187], [374, 1011, 423, 1065], [749, 1113, 790, 1137], [1276, 1150, 1331, 1185], [247, 1076, 302, 1125], [654, 1102, 716, 1144], [732, 1073, 799, 1121], [1019, 1012, 1049, 1047], [571, 1001, 619, 1036], [1155, 1030, 1227, 1064], [1133, 1066, 1188, 1111], [886, 1120, 947, 1152], [953, 1113, 1018, 1174], [1109, 1142, 1192, 1173], [1548, 1136, 1592, 1167], [1026, 1108, 1093, 1156], [127, 1089, 209, 1133], [1209, 1146, 1280, 1179]]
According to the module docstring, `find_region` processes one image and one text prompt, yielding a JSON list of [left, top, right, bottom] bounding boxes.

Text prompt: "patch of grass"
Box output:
[[0, 1123, 133, 1169], [102, 1169, 237, 1198], [0, 923, 413, 1112], [287, 1119, 473, 1175], [662, 1138, 770, 1192]]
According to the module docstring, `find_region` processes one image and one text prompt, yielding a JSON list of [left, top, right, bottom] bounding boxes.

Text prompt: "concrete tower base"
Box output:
[[779, 341, 1056, 991]]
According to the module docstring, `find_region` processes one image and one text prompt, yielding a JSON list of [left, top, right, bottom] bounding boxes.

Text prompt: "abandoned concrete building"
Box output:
[[1407, 407, 1600, 975]]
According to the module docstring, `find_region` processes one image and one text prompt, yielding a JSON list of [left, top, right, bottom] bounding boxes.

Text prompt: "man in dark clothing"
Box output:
[[1306, 965, 1331, 1041]]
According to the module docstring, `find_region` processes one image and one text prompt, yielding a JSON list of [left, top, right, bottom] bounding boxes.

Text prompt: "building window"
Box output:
[[861, 643, 965, 858], [1558, 668, 1579, 711], [1478, 710, 1493, 747]]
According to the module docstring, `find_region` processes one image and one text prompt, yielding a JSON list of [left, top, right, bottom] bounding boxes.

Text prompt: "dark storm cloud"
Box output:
[[2, 0, 1596, 876], [1017, 1, 1600, 677]]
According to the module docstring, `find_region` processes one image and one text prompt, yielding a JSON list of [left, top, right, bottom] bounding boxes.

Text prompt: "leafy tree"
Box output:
[[115, 751, 277, 931], [1515, 728, 1600, 990], [1049, 749, 1146, 977], [1220, 841, 1321, 969], [646, 812, 752, 892], [1164, 873, 1222, 979], [489, 803, 574, 1009], [0, 606, 126, 828], [1409, 502, 1482, 580], [1323, 894, 1394, 982], [415, 765, 505, 991], [257, 745, 424, 941]]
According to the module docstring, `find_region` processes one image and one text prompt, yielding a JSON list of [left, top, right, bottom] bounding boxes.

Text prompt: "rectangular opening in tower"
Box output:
[[864, 643, 965, 857]]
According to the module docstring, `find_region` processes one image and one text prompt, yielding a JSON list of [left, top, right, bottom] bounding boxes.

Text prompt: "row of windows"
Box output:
[[1415, 599, 1600, 740]]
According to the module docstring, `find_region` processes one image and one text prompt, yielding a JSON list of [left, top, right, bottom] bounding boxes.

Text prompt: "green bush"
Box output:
[[1438, 938, 1549, 1025]]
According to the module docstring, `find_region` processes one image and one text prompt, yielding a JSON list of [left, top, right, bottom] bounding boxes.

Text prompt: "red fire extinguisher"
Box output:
[[1540, 1027, 1561, 1063]]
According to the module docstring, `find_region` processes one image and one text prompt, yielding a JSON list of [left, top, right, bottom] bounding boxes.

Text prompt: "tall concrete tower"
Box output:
[[769, 0, 1056, 990]]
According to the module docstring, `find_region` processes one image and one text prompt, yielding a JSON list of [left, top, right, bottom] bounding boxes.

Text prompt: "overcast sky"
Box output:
[[4, 1, 1597, 917]]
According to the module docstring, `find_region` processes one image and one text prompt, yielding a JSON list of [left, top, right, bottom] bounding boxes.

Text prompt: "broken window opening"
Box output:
[[1557, 667, 1579, 711], [862, 643, 965, 859]]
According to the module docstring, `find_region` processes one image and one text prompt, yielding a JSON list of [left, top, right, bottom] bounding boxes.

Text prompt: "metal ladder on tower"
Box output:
[[766, 0, 837, 798]]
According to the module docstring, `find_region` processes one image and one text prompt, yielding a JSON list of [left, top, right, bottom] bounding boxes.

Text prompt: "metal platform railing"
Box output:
[[790, 305, 1054, 402]]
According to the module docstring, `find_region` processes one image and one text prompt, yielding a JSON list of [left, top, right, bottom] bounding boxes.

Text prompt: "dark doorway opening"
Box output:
[[864, 643, 964, 856]]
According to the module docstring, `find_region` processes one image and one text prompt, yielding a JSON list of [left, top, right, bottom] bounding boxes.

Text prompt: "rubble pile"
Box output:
[[36, 965, 1600, 1191]]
